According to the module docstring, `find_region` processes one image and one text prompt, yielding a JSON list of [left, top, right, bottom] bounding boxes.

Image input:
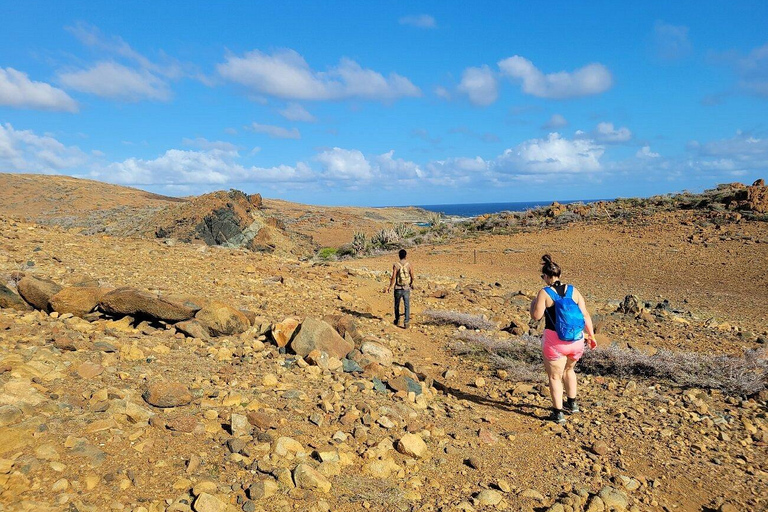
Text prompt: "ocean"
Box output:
[[416, 200, 591, 217]]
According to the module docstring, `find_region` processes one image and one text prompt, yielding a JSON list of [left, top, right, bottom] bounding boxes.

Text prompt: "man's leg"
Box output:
[[403, 289, 410, 327], [393, 289, 402, 326]]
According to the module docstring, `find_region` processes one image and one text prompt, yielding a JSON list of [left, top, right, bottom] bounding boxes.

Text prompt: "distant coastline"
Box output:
[[415, 199, 604, 218]]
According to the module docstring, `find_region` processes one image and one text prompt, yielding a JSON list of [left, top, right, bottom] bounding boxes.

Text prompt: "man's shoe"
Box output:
[[549, 409, 566, 424], [564, 399, 580, 414], [403, 323, 410, 330]]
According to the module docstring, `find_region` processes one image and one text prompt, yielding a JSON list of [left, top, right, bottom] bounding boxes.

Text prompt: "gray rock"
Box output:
[[99, 287, 198, 322], [290, 318, 353, 360], [0, 283, 32, 311]]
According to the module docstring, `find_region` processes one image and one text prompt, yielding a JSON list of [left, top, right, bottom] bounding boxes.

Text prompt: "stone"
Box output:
[[342, 358, 363, 373], [143, 382, 192, 408], [99, 287, 198, 322], [230, 413, 251, 437], [521, 489, 545, 501], [193, 492, 227, 512], [290, 317, 354, 360], [324, 314, 363, 345], [247, 411, 274, 430], [597, 486, 628, 511], [166, 415, 199, 433], [272, 318, 300, 347], [0, 405, 23, 427], [293, 464, 331, 493], [396, 433, 428, 459], [175, 319, 211, 340], [76, 361, 104, 379], [591, 441, 610, 456], [195, 301, 250, 336], [586, 496, 605, 512], [17, 275, 61, 311], [388, 376, 422, 395], [476, 489, 502, 506], [360, 341, 394, 367], [247, 479, 278, 500], [273, 437, 304, 457], [49, 287, 106, 317], [0, 283, 32, 311], [192, 480, 218, 496]]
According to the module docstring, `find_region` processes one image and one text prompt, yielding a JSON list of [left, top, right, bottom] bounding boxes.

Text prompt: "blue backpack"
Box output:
[[544, 285, 585, 342]]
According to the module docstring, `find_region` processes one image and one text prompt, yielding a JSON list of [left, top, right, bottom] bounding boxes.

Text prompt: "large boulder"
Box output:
[[290, 317, 354, 360], [174, 319, 211, 341], [272, 317, 300, 347], [17, 276, 62, 311], [99, 287, 198, 322], [194, 301, 250, 336], [360, 341, 394, 367], [0, 284, 32, 311], [323, 314, 363, 347], [49, 287, 107, 317]]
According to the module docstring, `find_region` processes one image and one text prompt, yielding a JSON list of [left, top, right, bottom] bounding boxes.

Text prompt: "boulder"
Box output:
[[195, 301, 250, 336], [360, 341, 394, 367], [0, 284, 32, 311], [323, 314, 363, 346], [396, 433, 428, 458], [597, 486, 628, 511], [293, 464, 331, 493], [272, 317, 300, 347], [100, 287, 198, 322], [174, 319, 211, 340], [17, 276, 62, 311], [290, 317, 354, 360], [143, 382, 192, 408], [49, 287, 106, 317]]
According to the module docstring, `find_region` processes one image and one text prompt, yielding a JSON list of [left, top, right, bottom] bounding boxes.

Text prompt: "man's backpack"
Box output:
[[396, 262, 410, 287], [544, 285, 585, 341]]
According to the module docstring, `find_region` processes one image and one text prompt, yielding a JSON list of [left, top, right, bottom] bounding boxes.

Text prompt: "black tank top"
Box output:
[[544, 282, 568, 331]]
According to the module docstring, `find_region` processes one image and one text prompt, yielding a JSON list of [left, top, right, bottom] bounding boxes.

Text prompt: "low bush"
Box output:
[[423, 309, 497, 330], [452, 332, 768, 396], [317, 247, 338, 260]]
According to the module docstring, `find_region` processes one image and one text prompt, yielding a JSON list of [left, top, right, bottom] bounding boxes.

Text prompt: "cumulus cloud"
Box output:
[[0, 68, 78, 112], [636, 145, 660, 158], [93, 147, 313, 186], [457, 66, 498, 106], [652, 21, 692, 61], [217, 49, 421, 101], [58, 61, 171, 102], [316, 147, 372, 180], [278, 103, 317, 122], [498, 56, 612, 99], [434, 86, 452, 101], [590, 122, 632, 143], [247, 123, 301, 140], [0, 123, 88, 172], [692, 131, 768, 171], [542, 114, 568, 129], [182, 137, 238, 151], [733, 42, 768, 97], [495, 133, 604, 174], [398, 14, 436, 29]]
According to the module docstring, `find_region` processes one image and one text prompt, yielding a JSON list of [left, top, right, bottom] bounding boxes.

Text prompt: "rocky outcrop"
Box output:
[[99, 287, 199, 322], [290, 317, 354, 360], [17, 276, 62, 312]]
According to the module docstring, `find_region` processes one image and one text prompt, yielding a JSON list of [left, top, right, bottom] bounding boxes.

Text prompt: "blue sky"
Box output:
[[1, 1, 767, 206]]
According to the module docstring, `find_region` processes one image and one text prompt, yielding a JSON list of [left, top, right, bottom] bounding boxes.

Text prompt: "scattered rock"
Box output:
[[195, 301, 250, 336], [293, 463, 331, 493], [272, 317, 300, 347], [99, 287, 198, 322], [0, 283, 32, 311], [290, 317, 354, 360], [49, 286, 106, 317], [143, 382, 193, 408], [396, 433, 428, 459], [17, 275, 61, 311]]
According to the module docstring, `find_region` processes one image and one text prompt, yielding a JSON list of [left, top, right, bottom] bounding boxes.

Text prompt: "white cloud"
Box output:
[[735, 42, 768, 97], [247, 123, 301, 140], [217, 49, 421, 101], [398, 14, 436, 29], [182, 137, 238, 151], [434, 86, 451, 100], [316, 147, 372, 180], [278, 103, 317, 122], [93, 147, 313, 186], [0, 68, 78, 112], [374, 150, 424, 179], [59, 61, 171, 101], [542, 114, 568, 129], [457, 66, 498, 106], [694, 131, 768, 170], [592, 122, 632, 143], [495, 133, 604, 174], [652, 21, 692, 61], [0, 123, 88, 172], [498, 56, 612, 99], [636, 145, 660, 158]]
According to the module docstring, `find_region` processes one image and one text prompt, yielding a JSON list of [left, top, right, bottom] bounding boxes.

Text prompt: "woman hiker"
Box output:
[[530, 254, 596, 423]]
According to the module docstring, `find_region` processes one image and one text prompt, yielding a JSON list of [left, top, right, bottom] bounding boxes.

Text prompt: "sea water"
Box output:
[[415, 200, 593, 218]]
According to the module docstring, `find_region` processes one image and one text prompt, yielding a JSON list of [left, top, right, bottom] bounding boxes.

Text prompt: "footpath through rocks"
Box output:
[[0, 215, 766, 512]]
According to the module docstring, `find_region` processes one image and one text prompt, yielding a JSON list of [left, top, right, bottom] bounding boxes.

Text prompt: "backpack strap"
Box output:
[[543, 287, 559, 302], [564, 285, 573, 299]]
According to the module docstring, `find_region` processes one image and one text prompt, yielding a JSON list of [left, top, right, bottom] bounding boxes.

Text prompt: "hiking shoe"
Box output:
[[549, 409, 566, 424], [564, 400, 580, 414]]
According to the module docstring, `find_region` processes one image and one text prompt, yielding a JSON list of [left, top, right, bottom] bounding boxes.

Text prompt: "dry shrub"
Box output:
[[423, 309, 496, 330], [453, 332, 768, 396]]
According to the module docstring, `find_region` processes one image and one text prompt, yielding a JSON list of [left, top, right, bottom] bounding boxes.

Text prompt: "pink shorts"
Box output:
[[542, 329, 585, 361]]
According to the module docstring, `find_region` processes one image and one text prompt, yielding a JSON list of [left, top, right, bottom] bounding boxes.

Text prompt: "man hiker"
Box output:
[[386, 249, 414, 328]]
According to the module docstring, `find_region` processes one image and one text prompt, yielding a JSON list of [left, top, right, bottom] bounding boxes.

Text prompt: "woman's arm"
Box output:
[[530, 289, 549, 321]]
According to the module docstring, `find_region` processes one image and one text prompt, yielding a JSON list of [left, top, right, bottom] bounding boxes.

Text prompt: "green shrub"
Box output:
[[317, 247, 338, 259]]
